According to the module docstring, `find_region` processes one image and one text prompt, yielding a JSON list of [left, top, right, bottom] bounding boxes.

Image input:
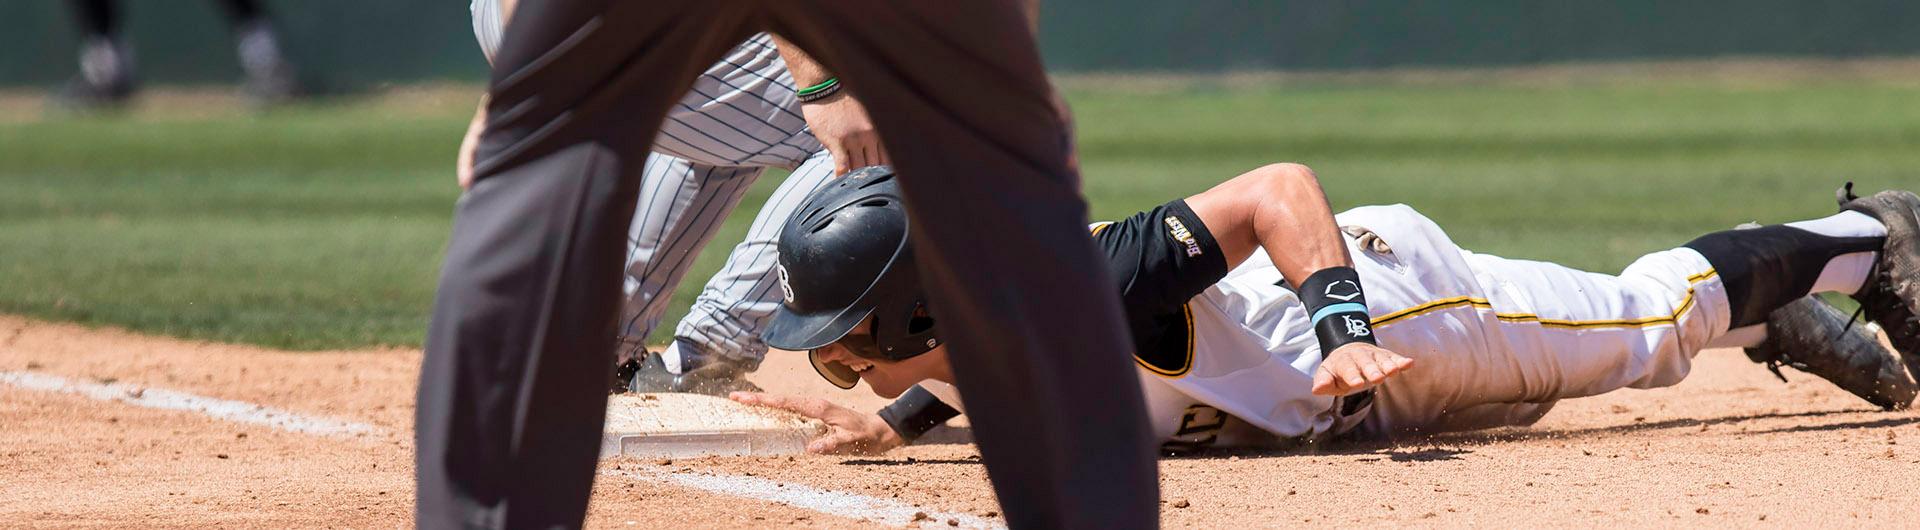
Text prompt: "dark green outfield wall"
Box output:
[[0, 1, 483, 89], [4, 1, 1918, 87], [1047, 1, 1920, 70]]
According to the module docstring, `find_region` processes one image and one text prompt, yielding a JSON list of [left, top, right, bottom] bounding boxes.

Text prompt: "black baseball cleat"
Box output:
[[1745, 297, 1916, 410], [613, 350, 761, 396], [1836, 184, 1920, 387]]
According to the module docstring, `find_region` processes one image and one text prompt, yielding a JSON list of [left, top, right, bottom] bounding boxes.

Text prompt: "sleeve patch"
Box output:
[[1163, 216, 1203, 257]]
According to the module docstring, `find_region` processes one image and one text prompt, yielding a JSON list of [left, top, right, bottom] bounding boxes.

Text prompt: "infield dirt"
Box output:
[[3, 313, 1918, 528]]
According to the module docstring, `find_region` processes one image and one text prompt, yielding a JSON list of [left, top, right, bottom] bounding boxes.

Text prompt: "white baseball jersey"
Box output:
[[933, 202, 1732, 452], [472, 1, 837, 367]]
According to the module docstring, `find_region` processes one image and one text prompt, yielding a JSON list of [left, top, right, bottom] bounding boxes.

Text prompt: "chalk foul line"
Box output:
[[609, 468, 1004, 529], [3, 369, 999, 529], [0, 370, 380, 438]]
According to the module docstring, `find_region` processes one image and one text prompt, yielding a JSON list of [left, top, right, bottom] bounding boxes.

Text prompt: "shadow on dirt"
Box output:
[[851, 407, 1915, 465], [1419, 407, 1915, 444], [838, 457, 983, 466], [1746, 415, 1920, 434]]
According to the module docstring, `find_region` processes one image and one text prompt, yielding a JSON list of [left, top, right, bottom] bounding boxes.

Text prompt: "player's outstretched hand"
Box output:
[[1311, 343, 1414, 396], [799, 93, 889, 175], [730, 392, 905, 455]]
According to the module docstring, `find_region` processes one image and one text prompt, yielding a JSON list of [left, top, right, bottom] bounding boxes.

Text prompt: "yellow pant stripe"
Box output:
[[1372, 269, 1719, 330]]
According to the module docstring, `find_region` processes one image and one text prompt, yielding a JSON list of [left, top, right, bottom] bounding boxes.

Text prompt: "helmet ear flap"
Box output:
[[871, 295, 941, 360]]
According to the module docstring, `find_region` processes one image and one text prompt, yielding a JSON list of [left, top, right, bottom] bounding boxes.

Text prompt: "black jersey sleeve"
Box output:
[[1089, 199, 1231, 319]]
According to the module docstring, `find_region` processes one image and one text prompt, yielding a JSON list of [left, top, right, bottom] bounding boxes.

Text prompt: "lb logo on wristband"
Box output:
[[1303, 266, 1380, 350], [1340, 314, 1373, 338]]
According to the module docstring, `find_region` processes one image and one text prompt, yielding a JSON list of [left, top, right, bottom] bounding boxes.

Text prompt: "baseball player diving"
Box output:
[[735, 164, 1920, 454]]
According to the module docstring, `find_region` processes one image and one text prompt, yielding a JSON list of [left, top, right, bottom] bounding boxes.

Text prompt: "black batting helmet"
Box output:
[[761, 166, 941, 389]]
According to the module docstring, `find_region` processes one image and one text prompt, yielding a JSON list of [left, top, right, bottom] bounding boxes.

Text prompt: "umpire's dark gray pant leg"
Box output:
[[416, 0, 1157, 528], [414, 1, 756, 528]]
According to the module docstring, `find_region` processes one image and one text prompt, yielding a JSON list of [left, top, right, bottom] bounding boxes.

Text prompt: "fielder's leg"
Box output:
[[667, 149, 837, 372], [615, 156, 763, 365], [762, 3, 1158, 528], [413, 0, 755, 527]]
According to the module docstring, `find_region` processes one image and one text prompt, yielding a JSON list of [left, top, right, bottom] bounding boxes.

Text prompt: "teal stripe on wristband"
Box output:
[[1310, 303, 1369, 326]]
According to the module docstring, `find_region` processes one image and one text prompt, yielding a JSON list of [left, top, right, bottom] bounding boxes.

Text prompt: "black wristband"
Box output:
[[1298, 266, 1378, 353], [876, 385, 961, 443]]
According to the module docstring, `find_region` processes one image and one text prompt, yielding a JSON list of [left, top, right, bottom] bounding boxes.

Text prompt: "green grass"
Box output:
[[3, 80, 1919, 350]]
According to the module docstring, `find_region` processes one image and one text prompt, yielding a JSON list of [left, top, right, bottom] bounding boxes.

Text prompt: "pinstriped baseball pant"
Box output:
[[619, 149, 835, 368], [481, 6, 834, 365]]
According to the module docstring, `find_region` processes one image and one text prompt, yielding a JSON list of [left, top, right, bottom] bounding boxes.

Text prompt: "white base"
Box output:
[[600, 393, 826, 459]]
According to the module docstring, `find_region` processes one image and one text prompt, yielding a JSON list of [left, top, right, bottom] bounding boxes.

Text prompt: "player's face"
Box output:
[[816, 326, 953, 398]]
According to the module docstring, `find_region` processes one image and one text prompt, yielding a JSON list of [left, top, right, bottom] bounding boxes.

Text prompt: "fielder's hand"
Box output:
[[800, 93, 889, 175], [1311, 342, 1413, 396], [730, 392, 905, 455], [457, 97, 487, 190]]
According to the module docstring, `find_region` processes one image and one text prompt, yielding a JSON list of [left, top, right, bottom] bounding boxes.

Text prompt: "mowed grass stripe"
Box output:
[[2, 82, 1918, 350]]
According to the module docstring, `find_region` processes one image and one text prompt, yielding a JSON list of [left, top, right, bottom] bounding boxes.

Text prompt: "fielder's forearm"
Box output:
[[771, 35, 835, 88]]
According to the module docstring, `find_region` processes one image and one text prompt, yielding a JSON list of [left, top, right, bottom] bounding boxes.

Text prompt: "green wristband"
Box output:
[[795, 77, 840, 98]]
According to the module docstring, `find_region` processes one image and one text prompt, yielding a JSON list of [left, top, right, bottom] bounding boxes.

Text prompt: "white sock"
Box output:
[[1785, 210, 1887, 296], [1784, 210, 1887, 239], [662, 340, 689, 375], [1705, 323, 1768, 349]]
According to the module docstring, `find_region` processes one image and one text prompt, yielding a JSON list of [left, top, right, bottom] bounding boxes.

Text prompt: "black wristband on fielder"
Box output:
[[877, 385, 961, 443], [1297, 266, 1378, 353]]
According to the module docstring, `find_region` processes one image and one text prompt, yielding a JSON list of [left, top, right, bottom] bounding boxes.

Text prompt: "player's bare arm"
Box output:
[[1183, 163, 1414, 396], [770, 36, 888, 175], [456, 0, 516, 190]]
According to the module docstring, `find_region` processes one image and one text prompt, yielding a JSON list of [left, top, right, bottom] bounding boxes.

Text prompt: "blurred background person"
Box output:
[[56, 0, 302, 108]]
